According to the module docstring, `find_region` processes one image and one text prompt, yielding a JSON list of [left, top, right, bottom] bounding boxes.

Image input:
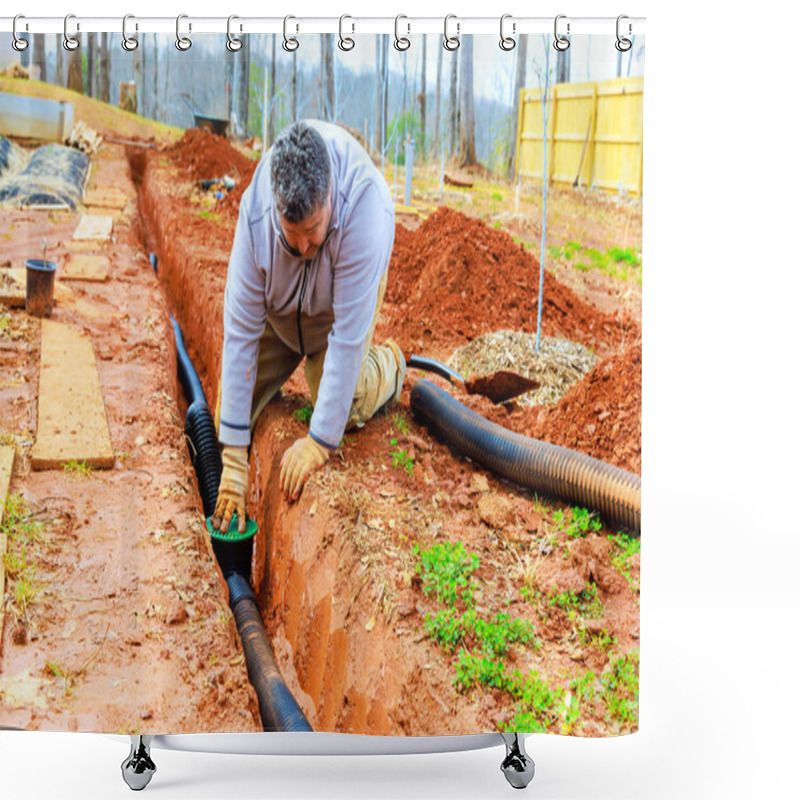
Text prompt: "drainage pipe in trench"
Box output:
[[409, 377, 641, 535], [168, 293, 312, 732]]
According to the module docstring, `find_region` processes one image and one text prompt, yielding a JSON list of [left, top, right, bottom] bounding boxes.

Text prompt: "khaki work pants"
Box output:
[[216, 269, 403, 443]]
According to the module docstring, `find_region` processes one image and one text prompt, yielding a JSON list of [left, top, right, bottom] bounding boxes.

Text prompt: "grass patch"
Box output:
[[2, 494, 44, 620], [196, 210, 221, 223], [609, 532, 641, 592], [392, 411, 410, 435], [550, 241, 641, 281], [292, 404, 313, 425], [63, 460, 93, 478], [390, 438, 414, 476], [601, 650, 639, 725], [552, 506, 602, 539], [548, 582, 603, 620]]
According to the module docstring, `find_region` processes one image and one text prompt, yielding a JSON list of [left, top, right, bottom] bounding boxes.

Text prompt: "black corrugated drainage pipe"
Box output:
[[170, 311, 312, 732], [410, 378, 641, 535]]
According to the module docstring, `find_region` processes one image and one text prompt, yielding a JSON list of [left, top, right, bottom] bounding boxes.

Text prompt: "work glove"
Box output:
[[279, 435, 331, 502], [211, 446, 249, 533]]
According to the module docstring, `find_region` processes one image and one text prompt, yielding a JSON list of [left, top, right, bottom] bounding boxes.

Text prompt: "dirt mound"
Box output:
[[457, 342, 642, 475], [387, 207, 632, 354], [167, 128, 257, 186]]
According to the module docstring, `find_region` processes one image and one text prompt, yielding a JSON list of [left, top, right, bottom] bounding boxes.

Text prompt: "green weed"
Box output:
[[552, 506, 602, 538], [609, 532, 641, 592], [601, 650, 639, 725], [390, 438, 414, 476], [196, 209, 221, 223], [548, 582, 603, 619], [63, 460, 93, 478], [414, 541, 478, 607], [292, 404, 313, 424], [392, 412, 410, 435]]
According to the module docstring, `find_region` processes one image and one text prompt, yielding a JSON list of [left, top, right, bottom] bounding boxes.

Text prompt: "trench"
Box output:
[[126, 142, 641, 736], [128, 146, 422, 734]]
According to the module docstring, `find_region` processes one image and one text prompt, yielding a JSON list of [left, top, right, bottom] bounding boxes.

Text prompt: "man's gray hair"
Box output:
[[270, 122, 332, 223]]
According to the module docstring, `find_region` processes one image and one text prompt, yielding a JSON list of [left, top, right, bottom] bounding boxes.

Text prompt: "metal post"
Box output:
[[536, 37, 551, 354]]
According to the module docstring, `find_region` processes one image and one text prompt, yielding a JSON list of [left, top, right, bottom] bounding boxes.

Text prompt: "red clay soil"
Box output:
[[450, 343, 642, 476], [166, 128, 257, 189], [386, 207, 636, 358]]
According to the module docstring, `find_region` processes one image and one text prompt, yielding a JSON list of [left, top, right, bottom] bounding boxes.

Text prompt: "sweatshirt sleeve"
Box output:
[[308, 184, 395, 450], [218, 194, 268, 447]]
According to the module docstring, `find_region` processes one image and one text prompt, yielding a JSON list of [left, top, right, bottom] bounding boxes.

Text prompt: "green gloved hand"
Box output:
[[211, 445, 249, 533], [279, 435, 331, 502]]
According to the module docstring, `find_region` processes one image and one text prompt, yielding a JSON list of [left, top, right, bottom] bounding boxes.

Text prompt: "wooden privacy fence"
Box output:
[[515, 76, 643, 196]]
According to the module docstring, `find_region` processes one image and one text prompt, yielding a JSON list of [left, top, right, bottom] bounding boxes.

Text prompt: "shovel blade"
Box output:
[[464, 370, 540, 404]]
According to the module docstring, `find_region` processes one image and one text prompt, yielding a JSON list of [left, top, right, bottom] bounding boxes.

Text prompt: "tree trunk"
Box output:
[[434, 42, 442, 158], [133, 42, 141, 113], [87, 33, 96, 97], [99, 33, 110, 102], [419, 35, 427, 160], [56, 40, 64, 86], [67, 47, 83, 94], [152, 34, 159, 117], [268, 35, 277, 145], [448, 47, 458, 157], [457, 37, 476, 166], [509, 34, 528, 179], [291, 51, 298, 122], [556, 47, 570, 84], [322, 34, 334, 120], [235, 36, 250, 137], [382, 35, 389, 155], [32, 34, 47, 82], [374, 36, 382, 152]]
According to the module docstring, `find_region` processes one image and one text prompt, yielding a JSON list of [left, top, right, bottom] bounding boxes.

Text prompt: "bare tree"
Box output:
[[556, 46, 570, 84], [509, 34, 528, 179], [235, 35, 250, 137], [99, 33, 110, 102], [419, 35, 427, 160], [133, 42, 142, 112], [434, 41, 443, 158], [448, 48, 458, 157], [374, 36, 382, 152], [87, 34, 96, 97], [291, 51, 298, 122], [67, 47, 83, 94], [457, 37, 476, 166], [32, 34, 47, 82], [152, 34, 159, 117], [56, 41, 64, 86], [268, 35, 277, 144], [322, 34, 334, 120]]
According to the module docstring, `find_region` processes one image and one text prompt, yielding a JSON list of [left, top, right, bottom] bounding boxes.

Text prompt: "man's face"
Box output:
[[278, 190, 332, 259]]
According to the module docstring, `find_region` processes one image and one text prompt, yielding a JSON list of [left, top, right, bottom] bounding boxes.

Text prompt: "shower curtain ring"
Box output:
[[227, 16, 243, 52], [63, 14, 80, 51], [283, 16, 299, 52], [175, 14, 192, 51], [122, 15, 138, 51], [338, 15, 355, 51], [12, 15, 29, 51], [394, 15, 411, 51], [443, 14, 460, 51], [499, 14, 516, 51], [615, 15, 632, 52], [553, 14, 570, 51]]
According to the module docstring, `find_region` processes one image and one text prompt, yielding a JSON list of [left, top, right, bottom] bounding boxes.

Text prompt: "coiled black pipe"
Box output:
[[171, 313, 311, 732], [226, 574, 313, 732], [170, 313, 205, 408], [184, 400, 222, 518], [410, 379, 641, 534]]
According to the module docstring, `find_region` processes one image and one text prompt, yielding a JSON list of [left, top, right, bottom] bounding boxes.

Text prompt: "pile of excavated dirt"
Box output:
[[166, 128, 257, 191], [386, 207, 635, 357], [453, 342, 642, 475]]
